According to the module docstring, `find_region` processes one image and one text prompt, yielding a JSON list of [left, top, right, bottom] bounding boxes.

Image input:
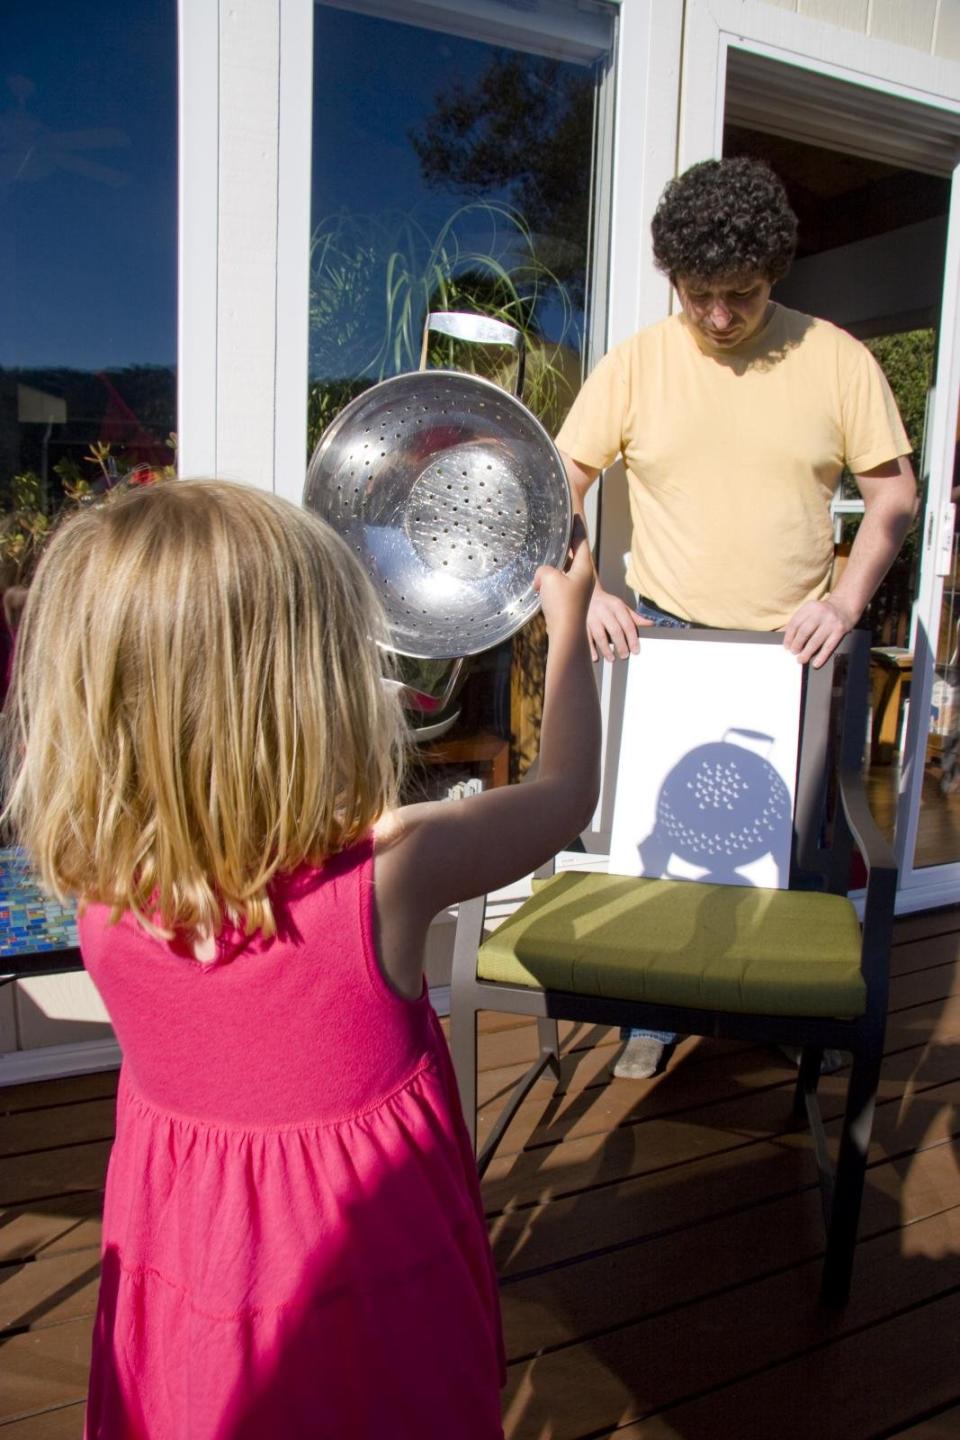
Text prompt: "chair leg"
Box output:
[[820, 1047, 881, 1307], [793, 1046, 823, 1120], [537, 1017, 561, 1082], [450, 1002, 479, 1152]]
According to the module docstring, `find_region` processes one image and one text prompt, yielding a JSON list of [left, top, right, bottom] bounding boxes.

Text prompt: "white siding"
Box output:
[[797, 0, 868, 31], [14, 973, 112, 1050], [761, 0, 960, 58], [0, 987, 16, 1055], [871, 0, 938, 52], [935, 0, 960, 61]]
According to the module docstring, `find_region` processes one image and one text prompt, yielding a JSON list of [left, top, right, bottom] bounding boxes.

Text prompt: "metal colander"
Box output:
[[303, 314, 571, 660]]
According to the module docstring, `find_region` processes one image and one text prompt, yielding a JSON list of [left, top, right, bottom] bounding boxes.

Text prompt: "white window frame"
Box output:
[[178, 0, 314, 499]]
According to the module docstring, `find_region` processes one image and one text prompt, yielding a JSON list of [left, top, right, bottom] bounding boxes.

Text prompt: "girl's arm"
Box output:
[[373, 523, 602, 997], [561, 450, 649, 663]]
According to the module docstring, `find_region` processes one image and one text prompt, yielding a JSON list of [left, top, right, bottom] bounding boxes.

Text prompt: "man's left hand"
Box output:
[[783, 595, 857, 668]]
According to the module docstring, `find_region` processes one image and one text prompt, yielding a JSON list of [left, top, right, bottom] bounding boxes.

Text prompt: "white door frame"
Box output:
[[680, 0, 960, 912], [177, 0, 314, 499], [590, 0, 685, 836]]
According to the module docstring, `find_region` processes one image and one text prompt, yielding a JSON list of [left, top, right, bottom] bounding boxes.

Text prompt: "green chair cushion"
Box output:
[[477, 871, 866, 1019]]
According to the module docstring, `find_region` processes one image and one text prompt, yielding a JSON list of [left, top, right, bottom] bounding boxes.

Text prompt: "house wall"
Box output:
[[6, 0, 960, 1082], [760, 0, 957, 60]]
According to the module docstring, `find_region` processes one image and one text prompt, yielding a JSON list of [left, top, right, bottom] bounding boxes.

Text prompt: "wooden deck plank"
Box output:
[[478, 1018, 960, 1163], [500, 1134, 960, 1347], [0, 1098, 117, 1160], [1, 1141, 112, 1210], [481, 1064, 960, 1218], [0, 1318, 92, 1423], [888, 929, 960, 975], [0, 1248, 101, 1334], [1, 908, 957, 1438], [0, 1404, 85, 1439], [597, 1285, 960, 1440], [0, 1074, 117, 1116], [0, 1194, 104, 1267], [500, 1211, 960, 1440], [889, 1405, 960, 1438], [888, 906, 960, 945], [498, 1142, 958, 1361]]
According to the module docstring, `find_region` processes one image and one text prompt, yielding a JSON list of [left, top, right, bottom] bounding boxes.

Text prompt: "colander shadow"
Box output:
[[637, 732, 790, 885]]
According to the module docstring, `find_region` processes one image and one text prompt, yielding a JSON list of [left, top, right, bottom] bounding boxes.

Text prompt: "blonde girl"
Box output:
[[4, 479, 599, 1440]]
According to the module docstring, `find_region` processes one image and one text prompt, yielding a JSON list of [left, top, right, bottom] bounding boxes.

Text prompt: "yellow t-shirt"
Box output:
[[555, 305, 911, 631]]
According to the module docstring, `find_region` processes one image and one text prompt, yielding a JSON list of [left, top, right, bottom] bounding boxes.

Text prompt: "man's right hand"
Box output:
[[588, 583, 652, 662]]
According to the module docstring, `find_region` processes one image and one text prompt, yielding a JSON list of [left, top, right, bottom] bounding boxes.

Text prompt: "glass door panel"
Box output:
[[911, 435, 960, 868], [0, 0, 178, 600], [309, 0, 616, 776]]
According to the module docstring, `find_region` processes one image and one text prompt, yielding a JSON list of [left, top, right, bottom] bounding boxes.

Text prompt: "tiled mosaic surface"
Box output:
[[0, 847, 79, 957]]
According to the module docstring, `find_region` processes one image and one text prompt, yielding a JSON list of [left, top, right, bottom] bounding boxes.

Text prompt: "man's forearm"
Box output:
[[830, 496, 916, 622]]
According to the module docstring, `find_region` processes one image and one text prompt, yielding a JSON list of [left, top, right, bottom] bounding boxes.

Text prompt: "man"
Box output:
[[556, 156, 917, 1080]]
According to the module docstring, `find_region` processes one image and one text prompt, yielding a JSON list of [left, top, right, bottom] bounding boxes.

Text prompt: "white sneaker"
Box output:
[[779, 1045, 844, 1075], [613, 1034, 665, 1080]]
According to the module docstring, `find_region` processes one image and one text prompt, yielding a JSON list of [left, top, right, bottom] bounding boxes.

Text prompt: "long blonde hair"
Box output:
[[2, 479, 406, 937]]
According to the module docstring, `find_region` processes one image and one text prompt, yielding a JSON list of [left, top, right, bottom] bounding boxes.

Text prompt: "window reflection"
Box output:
[[309, 2, 613, 448], [0, 1, 176, 601], [309, 1, 614, 776]]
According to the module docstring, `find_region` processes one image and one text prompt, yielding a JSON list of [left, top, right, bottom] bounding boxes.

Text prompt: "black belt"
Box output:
[[636, 594, 715, 629]]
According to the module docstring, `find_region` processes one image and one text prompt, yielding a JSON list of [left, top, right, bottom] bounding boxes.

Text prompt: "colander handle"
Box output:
[[419, 311, 526, 399]]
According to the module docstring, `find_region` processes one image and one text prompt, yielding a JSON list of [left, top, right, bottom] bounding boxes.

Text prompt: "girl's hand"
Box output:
[[534, 517, 595, 637]]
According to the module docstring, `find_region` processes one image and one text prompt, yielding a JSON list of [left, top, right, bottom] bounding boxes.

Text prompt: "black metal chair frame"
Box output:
[[449, 628, 897, 1306]]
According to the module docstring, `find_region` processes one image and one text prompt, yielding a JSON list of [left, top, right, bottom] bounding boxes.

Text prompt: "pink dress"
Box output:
[[80, 837, 505, 1439]]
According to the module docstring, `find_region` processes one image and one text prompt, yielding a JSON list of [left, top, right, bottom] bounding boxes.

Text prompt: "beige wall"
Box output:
[[761, 0, 960, 60]]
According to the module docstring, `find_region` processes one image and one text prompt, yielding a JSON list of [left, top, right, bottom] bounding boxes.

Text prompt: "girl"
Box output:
[[3, 479, 599, 1440]]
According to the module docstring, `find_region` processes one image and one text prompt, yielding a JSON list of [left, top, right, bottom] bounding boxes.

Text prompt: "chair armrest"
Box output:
[[837, 764, 897, 998], [836, 764, 897, 880]]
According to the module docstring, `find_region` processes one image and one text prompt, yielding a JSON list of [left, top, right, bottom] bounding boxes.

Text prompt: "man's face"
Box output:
[[675, 273, 773, 350]]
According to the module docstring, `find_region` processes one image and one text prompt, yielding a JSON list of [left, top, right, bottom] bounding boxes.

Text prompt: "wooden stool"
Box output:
[[869, 647, 912, 764], [415, 729, 510, 790]]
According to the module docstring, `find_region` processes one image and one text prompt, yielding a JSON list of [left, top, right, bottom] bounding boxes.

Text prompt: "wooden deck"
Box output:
[[3, 905, 960, 1438]]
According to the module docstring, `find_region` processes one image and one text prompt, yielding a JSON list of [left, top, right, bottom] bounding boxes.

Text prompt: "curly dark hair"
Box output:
[[651, 157, 798, 284]]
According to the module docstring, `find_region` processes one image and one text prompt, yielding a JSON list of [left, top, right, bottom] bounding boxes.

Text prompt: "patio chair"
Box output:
[[449, 628, 897, 1306]]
